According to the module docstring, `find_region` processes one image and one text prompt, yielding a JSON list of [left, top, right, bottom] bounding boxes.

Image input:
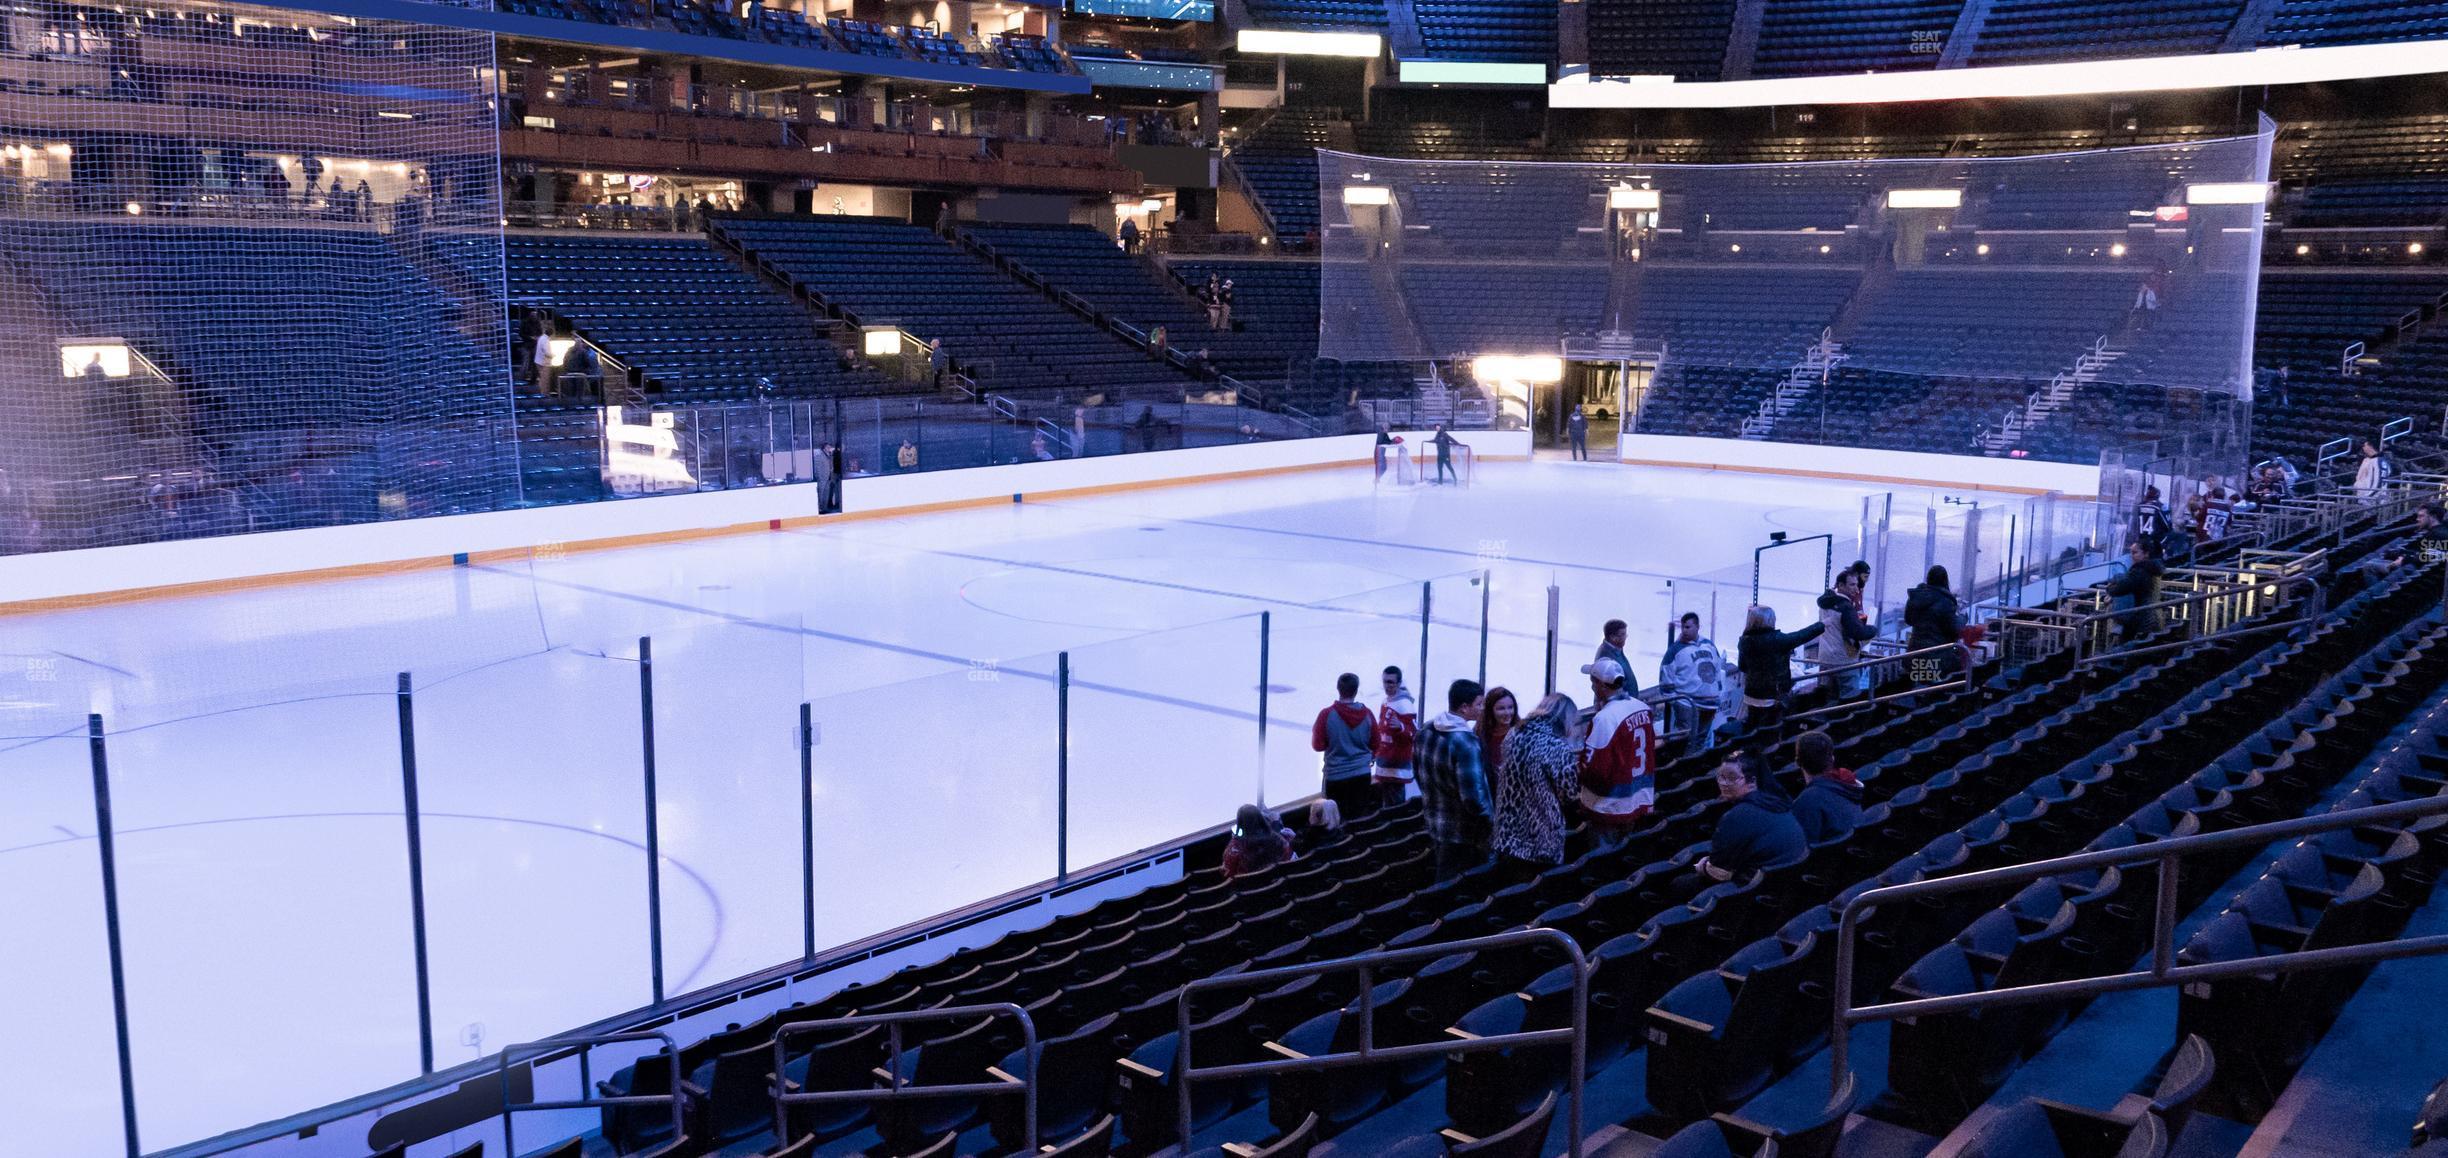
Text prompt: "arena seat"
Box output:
[[1751, 0, 1964, 77], [505, 232, 885, 400], [713, 217, 1197, 397], [1412, 0, 1555, 63]]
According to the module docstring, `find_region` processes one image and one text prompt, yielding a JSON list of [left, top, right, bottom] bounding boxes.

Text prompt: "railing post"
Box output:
[[90, 715, 140, 1158], [1256, 617, 1270, 808], [1478, 569, 1491, 689], [1419, 580, 1432, 696], [1544, 582, 1561, 697], [1057, 652, 1071, 880], [640, 636, 666, 1004], [1830, 901, 1858, 1098], [398, 673, 436, 1074], [801, 701, 817, 961], [2153, 852, 2180, 977]]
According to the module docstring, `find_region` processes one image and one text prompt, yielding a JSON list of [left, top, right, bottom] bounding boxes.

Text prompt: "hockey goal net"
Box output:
[[1390, 443, 1476, 487]]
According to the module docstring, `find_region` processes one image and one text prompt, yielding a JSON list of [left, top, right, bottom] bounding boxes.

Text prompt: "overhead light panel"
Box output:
[[1237, 29, 1381, 57], [1609, 186, 1660, 210], [1887, 188, 1962, 209], [2185, 182, 2271, 205], [1342, 185, 1391, 206]]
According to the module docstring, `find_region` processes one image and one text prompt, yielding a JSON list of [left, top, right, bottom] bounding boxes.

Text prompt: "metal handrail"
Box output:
[[1828, 794, 2448, 1094], [1174, 928, 1590, 1156], [771, 1002, 1040, 1149], [495, 1030, 681, 1158]]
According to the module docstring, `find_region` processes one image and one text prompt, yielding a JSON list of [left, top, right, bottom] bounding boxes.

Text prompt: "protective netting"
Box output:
[[1316, 127, 2272, 463], [0, 0, 515, 553]]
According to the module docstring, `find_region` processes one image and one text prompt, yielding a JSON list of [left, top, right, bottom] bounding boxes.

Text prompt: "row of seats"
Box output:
[[1412, 0, 1556, 63], [961, 224, 1292, 385], [504, 231, 889, 400], [714, 216, 1200, 398]]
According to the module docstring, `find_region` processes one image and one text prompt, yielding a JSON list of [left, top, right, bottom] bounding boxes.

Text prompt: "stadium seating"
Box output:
[[2262, 0, 2448, 45], [1750, 0, 1964, 77], [960, 223, 1292, 385], [1411, 0, 1556, 63], [1227, 111, 1351, 244], [1967, 0, 2244, 64], [1585, 0, 1737, 80], [504, 231, 887, 400], [713, 216, 1200, 397]]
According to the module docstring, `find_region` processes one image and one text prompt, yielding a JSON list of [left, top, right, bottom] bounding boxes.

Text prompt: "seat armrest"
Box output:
[[985, 1065, 1023, 1085], [1444, 1027, 1482, 1042], [1115, 1056, 1164, 1079], [1646, 1007, 1719, 1034], [1262, 1040, 1310, 1061], [1440, 1128, 1480, 1146]]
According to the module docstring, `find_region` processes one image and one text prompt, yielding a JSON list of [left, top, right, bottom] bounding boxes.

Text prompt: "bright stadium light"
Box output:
[[1472, 355, 1562, 384], [1609, 186, 1660, 210], [1140, 198, 1165, 212], [2110, 242, 2127, 257], [1343, 185, 1392, 206], [863, 327, 903, 357], [1887, 188, 1963, 209], [2185, 182, 2271, 205], [2415, 243, 2429, 256], [1237, 29, 1380, 57]]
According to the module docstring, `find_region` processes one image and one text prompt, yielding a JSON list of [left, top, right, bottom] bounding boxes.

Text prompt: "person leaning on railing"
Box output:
[[1737, 606, 1824, 736], [2105, 536, 2166, 645]]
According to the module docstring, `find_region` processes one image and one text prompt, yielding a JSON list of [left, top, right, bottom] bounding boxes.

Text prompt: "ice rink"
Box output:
[[0, 456, 2022, 1153]]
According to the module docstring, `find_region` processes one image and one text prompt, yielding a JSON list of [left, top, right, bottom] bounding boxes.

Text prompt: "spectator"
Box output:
[[1374, 422, 1403, 482], [1221, 804, 1295, 880], [2204, 475, 2237, 538], [2107, 536, 2165, 644], [1813, 568, 1878, 702], [1491, 692, 1581, 873], [2378, 503, 2448, 574], [2246, 463, 2289, 507], [1567, 404, 1589, 461], [1431, 424, 1459, 484], [1298, 798, 1344, 854], [1118, 216, 1140, 254], [2133, 485, 2171, 554], [1202, 275, 1224, 328], [2134, 268, 2164, 314], [1736, 605, 1825, 734], [1415, 678, 1490, 880], [1150, 324, 1167, 356], [813, 443, 839, 514], [1310, 672, 1377, 816], [928, 338, 949, 388], [353, 178, 373, 221], [1476, 685, 1519, 780], [1657, 612, 1726, 745], [1372, 666, 1420, 807], [1579, 657, 1658, 834], [1584, 619, 1637, 696], [1695, 751, 1804, 883], [896, 439, 919, 471], [1790, 729, 1862, 842], [1903, 566, 1968, 682], [2356, 439, 2390, 501], [2272, 365, 2291, 408], [1218, 278, 1235, 329]]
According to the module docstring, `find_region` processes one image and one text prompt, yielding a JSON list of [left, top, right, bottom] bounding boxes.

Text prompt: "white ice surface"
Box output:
[[0, 458, 2010, 1154]]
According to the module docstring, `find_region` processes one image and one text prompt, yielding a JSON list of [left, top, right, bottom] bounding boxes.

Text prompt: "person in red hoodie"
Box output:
[[1789, 729, 1863, 842], [1311, 672, 1378, 816], [1372, 665, 1420, 808]]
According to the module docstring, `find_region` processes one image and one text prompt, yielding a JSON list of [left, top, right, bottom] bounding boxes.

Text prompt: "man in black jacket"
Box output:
[[2106, 536, 2165, 644]]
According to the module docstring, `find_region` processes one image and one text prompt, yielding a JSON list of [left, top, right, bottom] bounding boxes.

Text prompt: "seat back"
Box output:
[[1449, 1090, 1558, 1158], [2148, 1034, 2214, 1138]]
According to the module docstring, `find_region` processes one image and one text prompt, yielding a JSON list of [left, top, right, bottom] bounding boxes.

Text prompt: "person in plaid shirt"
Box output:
[[1414, 678, 1490, 880]]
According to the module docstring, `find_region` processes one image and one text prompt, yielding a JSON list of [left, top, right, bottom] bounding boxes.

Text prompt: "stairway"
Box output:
[[1740, 331, 1846, 440], [1978, 335, 2125, 453]]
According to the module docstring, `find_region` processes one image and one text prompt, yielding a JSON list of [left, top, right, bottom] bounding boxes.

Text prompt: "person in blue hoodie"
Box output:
[[1789, 729, 1863, 843], [1697, 750, 1806, 883]]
